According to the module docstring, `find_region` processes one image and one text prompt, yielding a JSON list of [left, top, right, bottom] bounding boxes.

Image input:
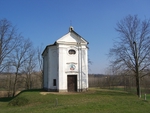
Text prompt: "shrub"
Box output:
[[8, 96, 29, 106]]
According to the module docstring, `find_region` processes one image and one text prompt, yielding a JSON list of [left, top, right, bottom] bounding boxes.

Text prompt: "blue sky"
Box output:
[[0, 0, 150, 74]]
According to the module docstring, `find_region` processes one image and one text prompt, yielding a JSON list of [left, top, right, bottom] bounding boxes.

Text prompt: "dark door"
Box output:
[[67, 75, 77, 92]]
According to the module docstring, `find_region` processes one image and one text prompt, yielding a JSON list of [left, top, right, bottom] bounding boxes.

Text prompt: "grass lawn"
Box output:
[[0, 88, 149, 113]]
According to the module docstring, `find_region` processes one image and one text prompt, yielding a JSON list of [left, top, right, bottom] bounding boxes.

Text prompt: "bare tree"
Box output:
[[109, 15, 150, 97], [22, 48, 36, 90], [37, 46, 43, 88], [5, 62, 13, 97], [10, 38, 33, 97], [0, 19, 19, 72], [88, 57, 92, 71]]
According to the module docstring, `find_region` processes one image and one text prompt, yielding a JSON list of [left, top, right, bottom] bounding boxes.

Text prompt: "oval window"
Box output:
[[68, 49, 76, 55]]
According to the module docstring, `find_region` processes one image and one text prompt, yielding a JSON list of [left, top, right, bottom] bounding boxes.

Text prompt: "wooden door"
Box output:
[[67, 75, 77, 92]]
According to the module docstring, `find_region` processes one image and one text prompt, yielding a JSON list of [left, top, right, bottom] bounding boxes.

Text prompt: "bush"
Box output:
[[8, 96, 29, 106]]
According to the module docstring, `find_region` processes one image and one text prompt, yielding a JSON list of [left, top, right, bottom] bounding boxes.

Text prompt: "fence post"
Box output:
[[54, 98, 58, 107], [144, 94, 146, 100]]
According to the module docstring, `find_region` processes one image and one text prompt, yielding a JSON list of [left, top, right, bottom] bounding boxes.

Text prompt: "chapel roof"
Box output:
[[42, 27, 88, 56], [68, 26, 89, 44]]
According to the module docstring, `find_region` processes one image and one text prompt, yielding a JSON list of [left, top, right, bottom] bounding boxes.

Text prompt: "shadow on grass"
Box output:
[[0, 89, 43, 102], [17, 89, 42, 94], [0, 97, 13, 102]]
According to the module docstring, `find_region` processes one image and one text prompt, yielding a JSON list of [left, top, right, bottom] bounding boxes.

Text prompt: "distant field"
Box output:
[[0, 91, 8, 97], [0, 91, 21, 97], [0, 88, 150, 113]]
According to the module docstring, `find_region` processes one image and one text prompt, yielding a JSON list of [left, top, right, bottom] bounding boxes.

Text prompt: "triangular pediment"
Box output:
[[56, 29, 88, 45]]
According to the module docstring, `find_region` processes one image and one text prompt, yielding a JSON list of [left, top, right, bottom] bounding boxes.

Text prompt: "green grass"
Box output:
[[0, 88, 150, 113]]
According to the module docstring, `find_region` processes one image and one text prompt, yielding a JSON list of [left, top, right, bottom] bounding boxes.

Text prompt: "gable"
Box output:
[[56, 28, 88, 45], [42, 27, 89, 56]]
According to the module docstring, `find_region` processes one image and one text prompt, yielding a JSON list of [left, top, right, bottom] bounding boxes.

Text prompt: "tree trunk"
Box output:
[[135, 76, 141, 98], [12, 73, 18, 97], [12, 68, 19, 97]]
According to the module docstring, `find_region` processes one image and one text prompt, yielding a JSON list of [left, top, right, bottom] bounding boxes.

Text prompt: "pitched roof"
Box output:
[[69, 27, 89, 44], [42, 26, 88, 56], [56, 26, 89, 44], [42, 43, 56, 56]]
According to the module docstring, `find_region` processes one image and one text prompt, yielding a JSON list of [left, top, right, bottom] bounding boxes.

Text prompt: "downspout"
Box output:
[[81, 43, 82, 91], [78, 42, 80, 92]]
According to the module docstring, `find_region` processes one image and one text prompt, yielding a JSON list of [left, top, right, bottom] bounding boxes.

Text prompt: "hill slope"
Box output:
[[0, 88, 150, 113]]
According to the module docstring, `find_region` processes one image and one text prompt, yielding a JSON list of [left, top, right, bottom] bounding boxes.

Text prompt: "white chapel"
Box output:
[[42, 27, 89, 92]]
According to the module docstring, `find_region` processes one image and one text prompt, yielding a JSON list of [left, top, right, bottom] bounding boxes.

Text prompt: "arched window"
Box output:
[[68, 49, 76, 55]]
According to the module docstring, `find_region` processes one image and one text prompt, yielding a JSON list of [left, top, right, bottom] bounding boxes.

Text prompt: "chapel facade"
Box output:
[[42, 27, 89, 92]]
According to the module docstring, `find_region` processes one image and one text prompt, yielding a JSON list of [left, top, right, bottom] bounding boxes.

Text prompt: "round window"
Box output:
[[68, 49, 76, 55]]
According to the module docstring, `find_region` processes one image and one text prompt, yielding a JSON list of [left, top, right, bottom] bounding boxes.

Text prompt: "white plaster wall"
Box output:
[[43, 53, 48, 89], [58, 45, 67, 92], [48, 46, 58, 90], [63, 44, 88, 91], [43, 30, 89, 92], [85, 48, 88, 88], [81, 48, 88, 89], [77, 46, 88, 90]]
